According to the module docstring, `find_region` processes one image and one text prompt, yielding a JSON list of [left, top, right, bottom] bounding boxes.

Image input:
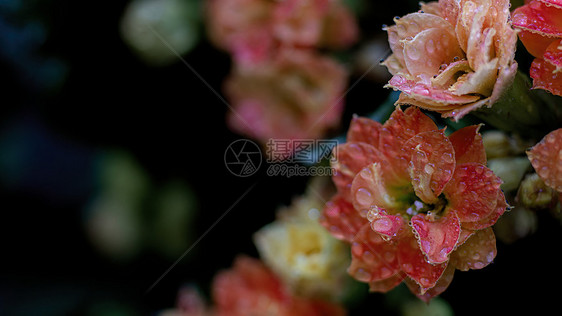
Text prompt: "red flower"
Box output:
[[527, 128, 562, 192], [212, 256, 346, 316], [513, 0, 562, 96], [321, 107, 507, 301]]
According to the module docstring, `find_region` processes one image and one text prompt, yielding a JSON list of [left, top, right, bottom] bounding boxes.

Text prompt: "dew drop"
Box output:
[[439, 247, 451, 258], [380, 267, 392, 278], [354, 268, 372, 282], [407, 46, 421, 61], [402, 263, 414, 273], [363, 250, 376, 263], [352, 242, 363, 256], [308, 208, 320, 220], [473, 261, 485, 269], [384, 251, 396, 262], [359, 209, 369, 218], [424, 164, 435, 175], [372, 217, 392, 233], [360, 168, 372, 179], [420, 240, 432, 254], [420, 277, 430, 286], [355, 188, 374, 207]]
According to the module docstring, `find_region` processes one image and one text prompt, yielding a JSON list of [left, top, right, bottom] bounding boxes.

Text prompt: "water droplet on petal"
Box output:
[[403, 263, 414, 273], [380, 267, 392, 278], [355, 188, 374, 206], [384, 251, 396, 262], [407, 46, 421, 61], [354, 268, 372, 282], [372, 217, 392, 233]]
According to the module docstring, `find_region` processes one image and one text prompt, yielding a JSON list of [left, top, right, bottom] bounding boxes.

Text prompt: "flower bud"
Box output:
[[517, 173, 557, 210]]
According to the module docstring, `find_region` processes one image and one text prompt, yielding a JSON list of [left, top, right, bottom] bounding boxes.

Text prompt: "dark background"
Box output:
[[0, 0, 560, 315]]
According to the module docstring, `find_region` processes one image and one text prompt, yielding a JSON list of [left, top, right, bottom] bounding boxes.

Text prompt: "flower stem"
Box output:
[[472, 71, 562, 140]]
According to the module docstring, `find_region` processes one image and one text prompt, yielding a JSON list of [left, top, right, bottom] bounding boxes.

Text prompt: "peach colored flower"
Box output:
[[321, 107, 507, 301], [526, 128, 562, 192], [382, 0, 518, 120], [225, 49, 347, 144], [206, 0, 357, 66], [512, 0, 562, 96], [212, 256, 346, 316]]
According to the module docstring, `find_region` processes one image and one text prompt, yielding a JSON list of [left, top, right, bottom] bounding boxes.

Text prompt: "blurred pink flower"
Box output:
[[206, 0, 358, 66], [382, 0, 518, 120], [225, 49, 347, 144]]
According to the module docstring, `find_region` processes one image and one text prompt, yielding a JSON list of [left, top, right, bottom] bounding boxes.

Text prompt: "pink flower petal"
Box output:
[[439, 0, 461, 25], [402, 27, 464, 79], [403, 264, 455, 303], [368, 272, 405, 293], [379, 106, 438, 175], [420, 1, 442, 16], [449, 227, 497, 271], [527, 128, 562, 192], [448, 125, 487, 166], [544, 39, 562, 72], [512, 0, 562, 38], [331, 142, 381, 201], [530, 57, 562, 96], [321, 195, 368, 242], [403, 130, 456, 204], [346, 116, 382, 146], [539, 0, 562, 9], [443, 163, 503, 223], [411, 211, 462, 264], [350, 162, 412, 215], [461, 191, 508, 230], [386, 12, 454, 66], [367, 208, 407, 240], [518, 30, 557, 58], [397, 233, 448, 292], [348, 225, 401, 283], [387, 75, 481, 106]]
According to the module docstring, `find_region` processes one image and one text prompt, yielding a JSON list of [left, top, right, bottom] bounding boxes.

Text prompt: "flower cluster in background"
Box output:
[[206, 0, 358, 148]]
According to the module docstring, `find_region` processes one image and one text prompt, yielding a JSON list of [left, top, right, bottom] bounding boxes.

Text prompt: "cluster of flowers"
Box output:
[[162, 180, 351, 315], [206, 0, 358, 145], [163, 0, 562, 314], [514, 0, 562, 205]]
